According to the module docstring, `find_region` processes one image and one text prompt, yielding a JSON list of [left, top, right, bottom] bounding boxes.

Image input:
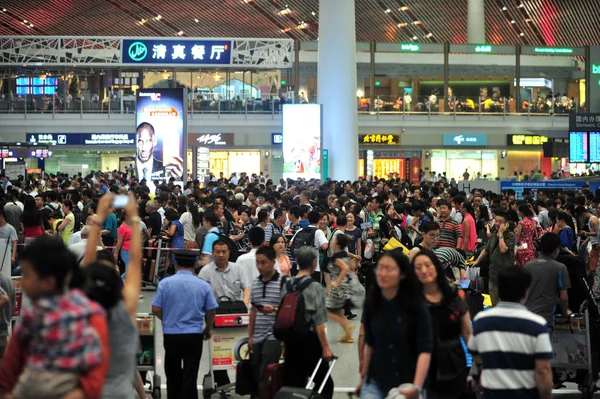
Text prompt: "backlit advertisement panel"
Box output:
[[135, 88, 187, 183], [282, 104, 322, 180]]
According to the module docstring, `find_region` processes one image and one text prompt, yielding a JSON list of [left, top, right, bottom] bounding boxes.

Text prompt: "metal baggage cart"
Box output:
[[137, 313, 162, 399], [202, 313, 250, 399], [552, 305, 600, 398]]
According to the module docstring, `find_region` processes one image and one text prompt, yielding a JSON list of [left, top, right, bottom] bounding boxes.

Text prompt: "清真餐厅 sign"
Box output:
[[122, 39, 232, 65]]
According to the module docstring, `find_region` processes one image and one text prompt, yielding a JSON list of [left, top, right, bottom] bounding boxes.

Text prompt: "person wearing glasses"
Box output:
[[409, 222, 440, 263]]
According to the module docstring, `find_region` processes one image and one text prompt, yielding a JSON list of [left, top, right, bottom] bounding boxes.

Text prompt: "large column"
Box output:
[[467, 0, 485, 44], [318, 0, 359, 181]]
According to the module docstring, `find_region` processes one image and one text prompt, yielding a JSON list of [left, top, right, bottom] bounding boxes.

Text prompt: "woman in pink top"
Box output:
[[114, 213, 133, 277], [459, 201, 478, 255], [270, 234, 292, 276]]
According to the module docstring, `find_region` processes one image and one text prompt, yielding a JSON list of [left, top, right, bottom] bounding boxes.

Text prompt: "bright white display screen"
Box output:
[[282, 104, 322, 180]]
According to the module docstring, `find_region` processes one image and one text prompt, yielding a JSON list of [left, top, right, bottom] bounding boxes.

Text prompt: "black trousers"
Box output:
[[164, 333, 204, 399], [102, 235, 115, 247], [284, 332, 334, 399]]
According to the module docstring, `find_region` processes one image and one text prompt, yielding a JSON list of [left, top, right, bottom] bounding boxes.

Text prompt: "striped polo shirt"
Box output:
[[250, 272, 286, 344], [437, 217, 463, 248], [468, 302, 553, 399]]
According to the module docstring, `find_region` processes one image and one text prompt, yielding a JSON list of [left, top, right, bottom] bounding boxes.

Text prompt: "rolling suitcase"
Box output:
[[265, 362, 285, 399], [275, 357, 337, 399]]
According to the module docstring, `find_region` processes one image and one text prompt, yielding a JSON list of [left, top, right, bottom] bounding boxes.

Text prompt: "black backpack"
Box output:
[[208, 230, 240, 263], [72, 206, 82, 233], [292, 226, 317, 256], [273, 278, 315, 341]]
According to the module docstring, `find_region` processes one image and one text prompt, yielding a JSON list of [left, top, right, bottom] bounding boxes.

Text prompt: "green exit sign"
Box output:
[[375, 81, 381, 86], [281, 80, 287, 85], [593, 64, 600, 74], [534, 47, 573, 54], [474, 45, 492, 53], [400, 43, 420, 52]]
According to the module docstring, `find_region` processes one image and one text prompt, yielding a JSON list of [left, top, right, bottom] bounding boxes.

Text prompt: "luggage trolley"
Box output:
[[552, 293, 600, 398], [137, 313, 162, 399], [202, 312, 250, 399]]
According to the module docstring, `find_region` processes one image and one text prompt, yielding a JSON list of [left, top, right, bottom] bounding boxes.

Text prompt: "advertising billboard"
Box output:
[[282, 104, 322, 180], [135, 88, 187, 183]]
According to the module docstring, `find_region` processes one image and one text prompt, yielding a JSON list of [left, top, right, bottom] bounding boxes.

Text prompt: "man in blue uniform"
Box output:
[[152, 249, 218, 399]]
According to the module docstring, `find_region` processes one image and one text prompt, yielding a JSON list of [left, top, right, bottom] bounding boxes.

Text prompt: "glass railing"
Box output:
[[0, 93, 581, 117]]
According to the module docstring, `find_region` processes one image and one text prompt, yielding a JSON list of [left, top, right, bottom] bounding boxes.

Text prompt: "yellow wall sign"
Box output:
[[360, 134, 400, 145], [509, 134, 549, 146]]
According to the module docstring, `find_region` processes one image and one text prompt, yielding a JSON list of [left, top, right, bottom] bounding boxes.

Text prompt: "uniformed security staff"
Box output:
[[152, 249, 218, 399]]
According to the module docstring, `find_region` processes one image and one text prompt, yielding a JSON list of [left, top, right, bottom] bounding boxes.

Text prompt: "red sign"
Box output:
[[12, 292, 22, 317], [214, 314, 249, 328]]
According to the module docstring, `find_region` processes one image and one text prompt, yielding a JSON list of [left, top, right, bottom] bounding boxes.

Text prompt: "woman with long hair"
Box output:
[[345, 212, 362, 270], [356, 249, 433, 399], [459, 201, 477, 256], [515, 203, 538, 267], [412, 250, 471, 399], [270, 234, 292, 276], [20, 197, 43, 245], [180, 201, 201, 248], [114, 209, 134, 277], [326, 233, 355, 343], [164, 209, 185, 264], [474, 204, 490, 243], [57, 199, 75, 245], [82, 193, 148, 399]]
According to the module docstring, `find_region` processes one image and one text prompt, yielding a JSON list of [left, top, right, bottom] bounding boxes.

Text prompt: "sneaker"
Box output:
[[346, 313, 358, 320]]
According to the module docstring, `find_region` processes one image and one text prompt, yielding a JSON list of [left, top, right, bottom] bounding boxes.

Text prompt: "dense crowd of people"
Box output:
[[0, 169, 598, 399]]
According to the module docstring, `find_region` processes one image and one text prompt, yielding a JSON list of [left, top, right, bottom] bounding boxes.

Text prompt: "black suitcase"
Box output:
[[275, 357, 337, 399]]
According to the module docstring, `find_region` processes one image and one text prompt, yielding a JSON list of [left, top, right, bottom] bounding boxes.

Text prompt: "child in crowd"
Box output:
[[10, 236, 106, 399]]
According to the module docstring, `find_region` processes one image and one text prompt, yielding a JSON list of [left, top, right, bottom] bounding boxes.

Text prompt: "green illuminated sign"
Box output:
[[281, 80, 287, 85], [375, 81, 381, 86], [534, 47, 573, 54], [400, 43, 420, 52], [474, 45, 492, 53], [593, 64, 600, 74], [127, 42, 147, 62]]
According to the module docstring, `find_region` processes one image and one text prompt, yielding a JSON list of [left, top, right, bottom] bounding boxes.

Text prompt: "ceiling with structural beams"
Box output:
[[0, 0, 597, 48]]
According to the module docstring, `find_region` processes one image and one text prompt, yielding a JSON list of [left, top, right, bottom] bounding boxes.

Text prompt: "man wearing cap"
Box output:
[[152, 249, 218, 399]]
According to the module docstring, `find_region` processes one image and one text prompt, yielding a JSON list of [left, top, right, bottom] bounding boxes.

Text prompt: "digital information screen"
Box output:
[[590, 132, 600, 163], [282, 104, 322, 180], [569, 132, 588, 163]]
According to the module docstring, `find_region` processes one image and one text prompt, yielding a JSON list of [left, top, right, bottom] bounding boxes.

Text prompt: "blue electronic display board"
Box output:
[[27, 133, 135, 146], [122, 39, 232, 65], [569, 131, 588, 163], [590, 132, 600, 163]]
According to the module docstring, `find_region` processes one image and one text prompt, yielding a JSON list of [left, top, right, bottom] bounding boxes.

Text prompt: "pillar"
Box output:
[[467, 0, 485, 44], [318, 0, 359, 181]]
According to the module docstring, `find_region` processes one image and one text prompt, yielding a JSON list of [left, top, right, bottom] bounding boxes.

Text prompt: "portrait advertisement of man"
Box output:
[[135, 89, 186, 184]]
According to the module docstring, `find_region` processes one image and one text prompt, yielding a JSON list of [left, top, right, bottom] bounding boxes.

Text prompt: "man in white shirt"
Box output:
[[236, 227, 281, 286], [290, 210, 328, 283], [68, 227, 103, 264]]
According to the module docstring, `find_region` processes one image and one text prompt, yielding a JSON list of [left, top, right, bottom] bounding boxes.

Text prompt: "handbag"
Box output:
[[217, 296, 248, 314], [235, 358, 257, 395]]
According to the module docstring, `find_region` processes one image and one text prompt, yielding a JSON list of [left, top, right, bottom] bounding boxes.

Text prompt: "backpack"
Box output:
[[292, 226, 317, 256], [208, 230, 240, 263], [72, 206, 82, 233], [273, 278, 315, 341]]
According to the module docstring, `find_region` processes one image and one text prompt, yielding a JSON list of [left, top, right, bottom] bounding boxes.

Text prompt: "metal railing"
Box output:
[[0, 93, 580, 119]]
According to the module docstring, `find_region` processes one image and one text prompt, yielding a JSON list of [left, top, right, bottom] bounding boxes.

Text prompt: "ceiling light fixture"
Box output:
[[413, 35, 418, 40], [297, 22, 308, 29], [278, 7, 291, 15], [412, 20, 422, 25], [518, 3, 524, 7], [399, 6, 409, 11], [385, 8, 391, 13], [281, 27, 291, 33], [311, 11, 316, 16], [194, 18, 199, 22], [177, 31, 184, 35], [502, 6, 507, 10], [426, 33, 433, 38], [1, 8, 5, 12], [397, 22, 408, 27], [510, 20, 515, 23], [519, 32, 525, 36]]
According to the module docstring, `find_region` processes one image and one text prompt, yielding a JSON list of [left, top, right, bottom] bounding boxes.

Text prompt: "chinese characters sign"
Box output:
[[122, 39, 232, 65], [359, 134, 400, 145], [442, 134, 488, 146], [26, 133, 135, 146], [569, 113, 600, 132], [507, 135, 549, 146]]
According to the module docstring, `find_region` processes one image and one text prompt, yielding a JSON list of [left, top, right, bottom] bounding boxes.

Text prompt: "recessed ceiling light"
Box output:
[[511, 20, 515, 23], [1, 9, 6, 12], [194, 18, 199, 22], [398, 22, 408, 27], [385, 8, 391, 13], [311, 11, 316, 16], [177, 31, 184, 35], [413, 35, 418, 40], [426, 33, 433, 38], [519, 32, 525, 36], [399, 6, 409, 11], [23, 19, 26, 23], [502, 6, 507, 10], [518, 3, 524, 7]]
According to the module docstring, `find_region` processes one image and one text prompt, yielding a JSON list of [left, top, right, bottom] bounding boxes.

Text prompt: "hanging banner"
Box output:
[[135, 88, 187, 183], [282, 104, 322, 180]]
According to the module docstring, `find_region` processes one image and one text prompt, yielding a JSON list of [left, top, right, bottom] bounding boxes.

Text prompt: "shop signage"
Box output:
[[272, 133, 283, 145], [360, 134, 400, 145], [122, 39, 232, 66], [443, 134, 487, 146], [534, 47, 573, 55], [26, 133, 135, 146], [475, 45, 492, 53], [450, 44, 515, 54], [189, 133, 234, 147], [507, 134, 549, 146], [569, 113, 600, 131], [400, 43, 420, 52], [359, 151, 421, 159], [593, 64, 600, 74]]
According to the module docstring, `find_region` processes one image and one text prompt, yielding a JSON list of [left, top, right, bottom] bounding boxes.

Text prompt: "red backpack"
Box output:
[[273, 278, 315, 341]]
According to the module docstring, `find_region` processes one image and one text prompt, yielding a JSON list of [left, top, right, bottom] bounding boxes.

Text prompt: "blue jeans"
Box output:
[[120, 249, 130, 278], [361, 379, 385, 399]]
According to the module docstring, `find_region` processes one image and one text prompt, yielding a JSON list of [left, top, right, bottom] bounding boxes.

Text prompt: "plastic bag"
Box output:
[[465, 266, 480, 282], [364, 239, 375, 259]]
